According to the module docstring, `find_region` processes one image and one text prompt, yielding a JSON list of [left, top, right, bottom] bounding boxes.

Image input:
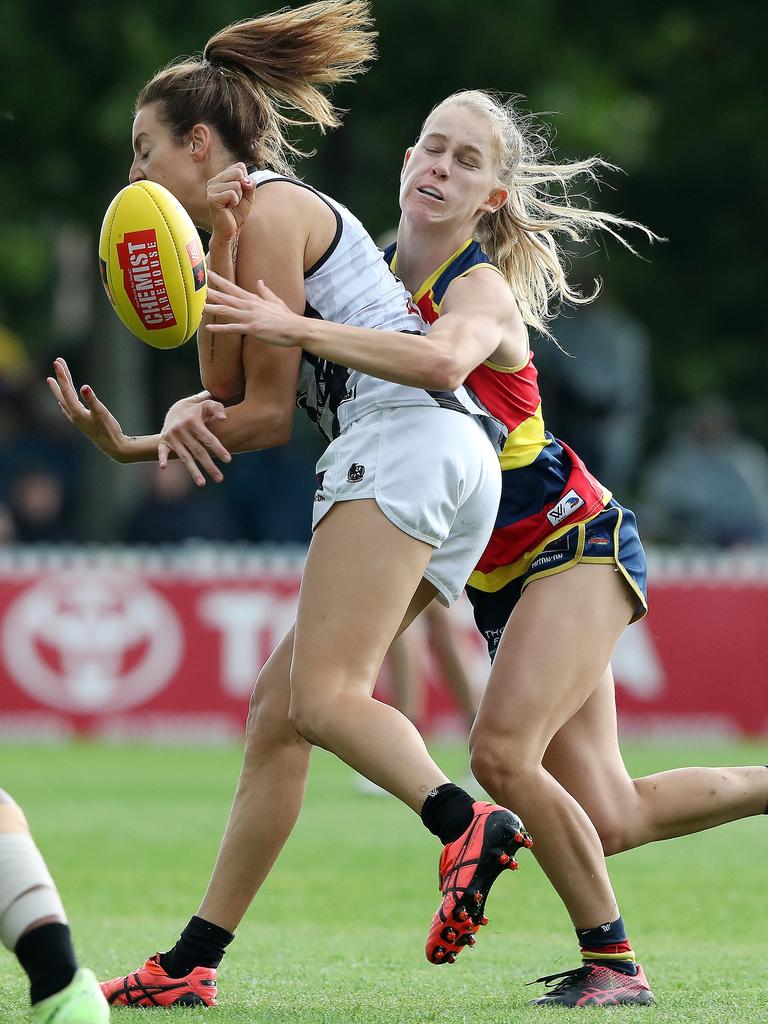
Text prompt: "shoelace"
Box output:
[[527, 965, 592, 992]]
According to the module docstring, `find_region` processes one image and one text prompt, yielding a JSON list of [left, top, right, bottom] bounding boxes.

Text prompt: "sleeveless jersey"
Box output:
[[249, 171, 493, 442], [385, 238, 611, 592]]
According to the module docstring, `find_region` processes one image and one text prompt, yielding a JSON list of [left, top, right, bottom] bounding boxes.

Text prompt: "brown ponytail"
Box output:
[[136, 1, 376, 174]]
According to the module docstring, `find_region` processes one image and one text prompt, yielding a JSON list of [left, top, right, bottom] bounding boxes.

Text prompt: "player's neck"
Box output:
[[395, 218, 471, 294]]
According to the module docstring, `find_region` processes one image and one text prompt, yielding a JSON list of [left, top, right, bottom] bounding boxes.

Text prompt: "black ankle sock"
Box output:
[[15, 922, 78, 1005], [598, 959, 638, 975], [576, 916, 628, 949], [420, 783, 475, 845], [159, 916, 235, 978]]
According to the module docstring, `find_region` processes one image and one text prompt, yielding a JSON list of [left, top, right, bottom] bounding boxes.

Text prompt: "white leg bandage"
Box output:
[[0, 834, 66, 950]]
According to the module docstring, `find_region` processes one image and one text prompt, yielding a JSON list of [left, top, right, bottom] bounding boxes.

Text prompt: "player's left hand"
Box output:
[[47, 357, 131, 463], [205, 271, 302, 348]]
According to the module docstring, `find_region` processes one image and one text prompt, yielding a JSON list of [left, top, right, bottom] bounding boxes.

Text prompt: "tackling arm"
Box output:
[[207, 267, 525, 391], [299, 269, 524, 390]]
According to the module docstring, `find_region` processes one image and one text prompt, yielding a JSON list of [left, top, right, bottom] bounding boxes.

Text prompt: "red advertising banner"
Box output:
[[0, 548, 766, 739]]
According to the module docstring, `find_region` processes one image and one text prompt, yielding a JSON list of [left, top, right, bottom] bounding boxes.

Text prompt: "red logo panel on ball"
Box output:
[[117, 229, 177, 330]]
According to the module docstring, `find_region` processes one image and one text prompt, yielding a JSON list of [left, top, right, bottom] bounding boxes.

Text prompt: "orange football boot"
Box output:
[[426, 801, 532, 964], [100, 954, 217, 1007]]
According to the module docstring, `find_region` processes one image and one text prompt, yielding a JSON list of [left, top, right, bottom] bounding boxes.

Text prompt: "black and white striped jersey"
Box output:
[[249, 170, 495, 443]]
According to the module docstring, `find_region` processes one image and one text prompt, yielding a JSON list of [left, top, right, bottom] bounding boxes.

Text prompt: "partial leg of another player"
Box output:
[[289, 499, 530, 963], [424, 601, 480, 724], [387, 626, 426, 725], [469, 564, 653, 1006], [544, 664, 768, 854], [0, 789, 109, 1023]]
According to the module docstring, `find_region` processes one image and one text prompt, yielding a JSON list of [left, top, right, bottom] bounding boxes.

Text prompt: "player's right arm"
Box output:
[[196, 163, 255, 403], [48, 184, 313, 485]]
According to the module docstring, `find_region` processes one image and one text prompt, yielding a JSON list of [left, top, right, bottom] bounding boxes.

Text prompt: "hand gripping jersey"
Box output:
[[384, 238, 611, 592], [249, 171, 494, 442]]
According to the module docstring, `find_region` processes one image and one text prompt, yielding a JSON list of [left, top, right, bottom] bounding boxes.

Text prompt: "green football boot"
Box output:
[[32, 968, 109, 1023]]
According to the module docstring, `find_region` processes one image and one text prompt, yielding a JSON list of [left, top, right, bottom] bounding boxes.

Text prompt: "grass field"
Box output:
[[0, 740, 765, 1022]]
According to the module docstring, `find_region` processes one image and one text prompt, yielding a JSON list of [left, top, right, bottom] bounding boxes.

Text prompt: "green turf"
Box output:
[[1, 740, 766, 1022]]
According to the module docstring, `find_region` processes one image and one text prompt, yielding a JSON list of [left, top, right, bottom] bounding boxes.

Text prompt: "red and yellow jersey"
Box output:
[[385, 238, 611, 592]]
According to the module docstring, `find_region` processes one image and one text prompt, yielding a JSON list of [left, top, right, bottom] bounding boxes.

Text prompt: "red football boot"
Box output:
[[426, 801, 532, 964], [528, 962, 654, 1006], [101, 954, 217, 1007]]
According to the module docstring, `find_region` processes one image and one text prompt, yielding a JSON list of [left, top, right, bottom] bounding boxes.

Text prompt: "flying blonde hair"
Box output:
[[422, 90, 658, 335], [136, 1, 376, 175]]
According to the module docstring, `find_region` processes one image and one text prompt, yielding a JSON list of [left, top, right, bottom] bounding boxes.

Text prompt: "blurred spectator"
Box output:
[[124, 461, 239, 545], [0, 501, 16, 544], [0, 323, 34, 390], [639, 396, 768, 547], [0, 325, 84, 531], [534, 283, 651, 493], [8, 467, 80, 543], [220, 416, 323, 544]]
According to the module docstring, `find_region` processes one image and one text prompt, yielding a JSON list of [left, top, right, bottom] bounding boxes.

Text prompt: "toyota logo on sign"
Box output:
[[2, 570, 183, 713]]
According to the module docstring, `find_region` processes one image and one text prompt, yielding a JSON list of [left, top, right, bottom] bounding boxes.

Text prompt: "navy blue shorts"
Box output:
[[467, 500, 648, 661]]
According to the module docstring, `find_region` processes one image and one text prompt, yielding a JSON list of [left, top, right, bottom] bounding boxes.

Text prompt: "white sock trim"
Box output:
[[0, 834, 66, 950]]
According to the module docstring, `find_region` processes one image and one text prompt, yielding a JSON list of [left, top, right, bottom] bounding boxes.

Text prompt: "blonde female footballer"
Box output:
[[205, 89, 768, 1007]]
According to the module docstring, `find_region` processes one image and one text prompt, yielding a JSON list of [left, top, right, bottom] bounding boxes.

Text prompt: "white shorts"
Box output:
[[312, 406, 501, 605]]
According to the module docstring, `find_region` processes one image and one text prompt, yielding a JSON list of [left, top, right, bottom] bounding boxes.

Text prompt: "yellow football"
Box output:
[[98, 181, 207, 349]]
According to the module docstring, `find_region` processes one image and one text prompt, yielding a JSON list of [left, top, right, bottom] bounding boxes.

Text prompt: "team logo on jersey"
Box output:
[[587, 529, 611, 546], [347, 463, 366, 483], [546, 488, 586, 527]]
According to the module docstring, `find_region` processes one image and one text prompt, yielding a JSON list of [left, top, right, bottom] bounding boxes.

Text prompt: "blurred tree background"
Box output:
[[0, 0, 766, 538]]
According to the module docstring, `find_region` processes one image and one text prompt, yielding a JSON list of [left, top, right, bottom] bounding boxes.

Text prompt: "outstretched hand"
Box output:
[[47, 357, 129, 462], [204, 270, 302, 348]]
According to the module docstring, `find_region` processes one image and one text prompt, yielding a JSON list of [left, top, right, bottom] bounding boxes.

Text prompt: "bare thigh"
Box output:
[[471, 563, 635, 759], [291, 499, 435, 707]]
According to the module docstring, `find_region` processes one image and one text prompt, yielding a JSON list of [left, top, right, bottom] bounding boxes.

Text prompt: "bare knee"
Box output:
[[243, 668, 308, 761], [469, 730, 534, 802], [287, 691, 337, 747], [0, 791, 29, 834], [287, 656, 376, 746]]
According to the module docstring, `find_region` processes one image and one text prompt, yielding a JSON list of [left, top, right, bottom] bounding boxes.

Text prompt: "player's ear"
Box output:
[[400, 147, 413, 181], [189, 124, 211, 162], [479, 186, 509, 215]]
